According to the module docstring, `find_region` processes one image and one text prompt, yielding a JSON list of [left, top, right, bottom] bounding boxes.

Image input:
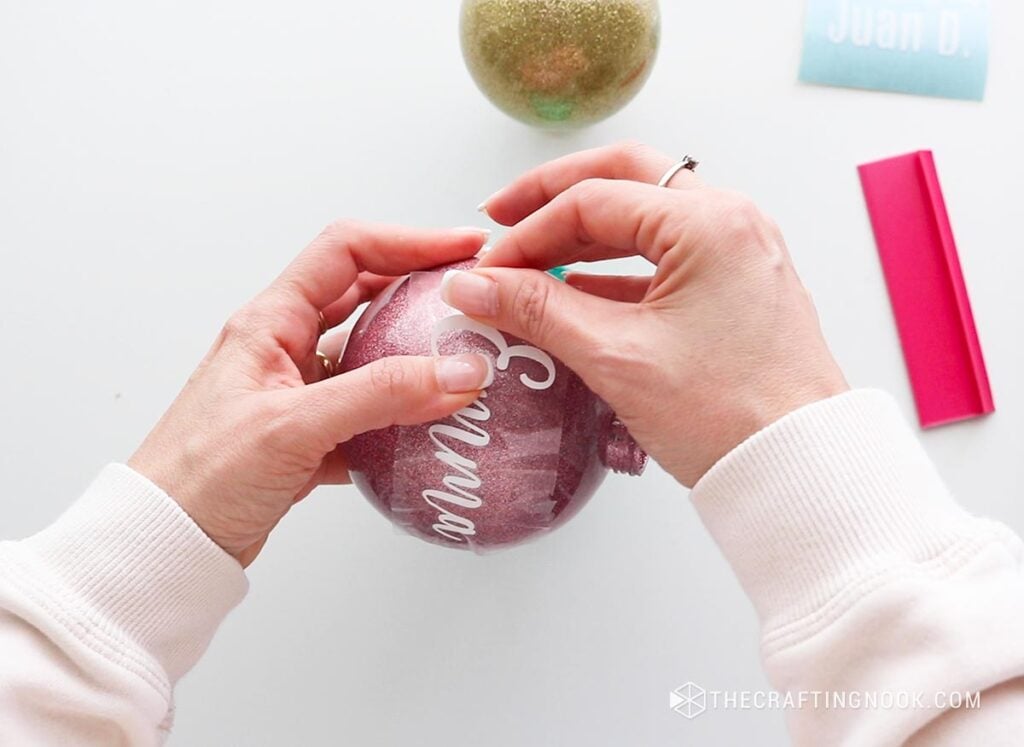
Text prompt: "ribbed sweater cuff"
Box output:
[[691, 390, 976, 632], [15, 464, 248, 683]]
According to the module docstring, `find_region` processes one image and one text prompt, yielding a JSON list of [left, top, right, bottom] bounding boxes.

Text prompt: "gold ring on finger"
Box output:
[[317, 351, 335, 379]]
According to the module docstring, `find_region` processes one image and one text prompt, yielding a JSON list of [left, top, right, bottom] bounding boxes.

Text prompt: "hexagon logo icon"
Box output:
[[670, 682, 707, 719]]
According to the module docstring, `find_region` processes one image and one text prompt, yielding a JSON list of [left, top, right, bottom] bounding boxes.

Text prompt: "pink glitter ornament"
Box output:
[[339, 260, 647, 551]]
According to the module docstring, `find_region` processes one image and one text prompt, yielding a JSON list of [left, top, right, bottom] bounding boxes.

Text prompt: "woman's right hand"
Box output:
[[441, 142, 849, 487]]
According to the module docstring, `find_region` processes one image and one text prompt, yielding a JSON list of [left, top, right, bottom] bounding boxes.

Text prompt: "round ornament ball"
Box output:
[[339, 260, 648, 552], [460, 0, 661, 128]]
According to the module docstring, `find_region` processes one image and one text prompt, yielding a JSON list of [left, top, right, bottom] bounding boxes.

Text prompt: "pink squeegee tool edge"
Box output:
[[858, 150, 994, 428]]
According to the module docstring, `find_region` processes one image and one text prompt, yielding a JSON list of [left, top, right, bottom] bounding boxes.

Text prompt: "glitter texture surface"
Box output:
[[339, 260, 647, 552], [460, 0, 660, 128]]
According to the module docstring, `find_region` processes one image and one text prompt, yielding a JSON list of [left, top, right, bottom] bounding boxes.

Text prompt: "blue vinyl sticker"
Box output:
[[799, 0, 989, 100]]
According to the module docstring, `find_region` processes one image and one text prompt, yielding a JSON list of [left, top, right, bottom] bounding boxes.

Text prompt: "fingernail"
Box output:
[[435, 354, 494, 393], [440, 270, 498, 316], [478, 190, 501, 214], [454, 226, 492, 241]]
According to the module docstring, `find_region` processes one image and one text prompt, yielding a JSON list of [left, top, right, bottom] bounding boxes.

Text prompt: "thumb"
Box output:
[[295, 354, 492, 447], [440, 267, 631, 373]]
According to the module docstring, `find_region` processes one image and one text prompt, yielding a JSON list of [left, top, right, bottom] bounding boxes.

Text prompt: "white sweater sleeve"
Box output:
[[0, 464, 248, 746], [2, 393, 1020, 745], [691, 389, 1024, 746]]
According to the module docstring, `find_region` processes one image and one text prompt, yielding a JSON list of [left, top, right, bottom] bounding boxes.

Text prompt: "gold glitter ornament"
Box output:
[[460, 0, 660, 128]]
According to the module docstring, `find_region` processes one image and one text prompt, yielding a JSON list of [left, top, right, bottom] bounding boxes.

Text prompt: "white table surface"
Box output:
[[2, 1, 1022, 744]]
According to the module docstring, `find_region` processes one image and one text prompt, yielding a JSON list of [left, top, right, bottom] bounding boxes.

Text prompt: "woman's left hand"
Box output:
[[129, 221, 492, 567]]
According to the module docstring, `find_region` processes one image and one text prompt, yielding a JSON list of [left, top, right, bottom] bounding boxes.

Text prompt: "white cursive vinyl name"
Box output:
[[423, 315, 556, 543]]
